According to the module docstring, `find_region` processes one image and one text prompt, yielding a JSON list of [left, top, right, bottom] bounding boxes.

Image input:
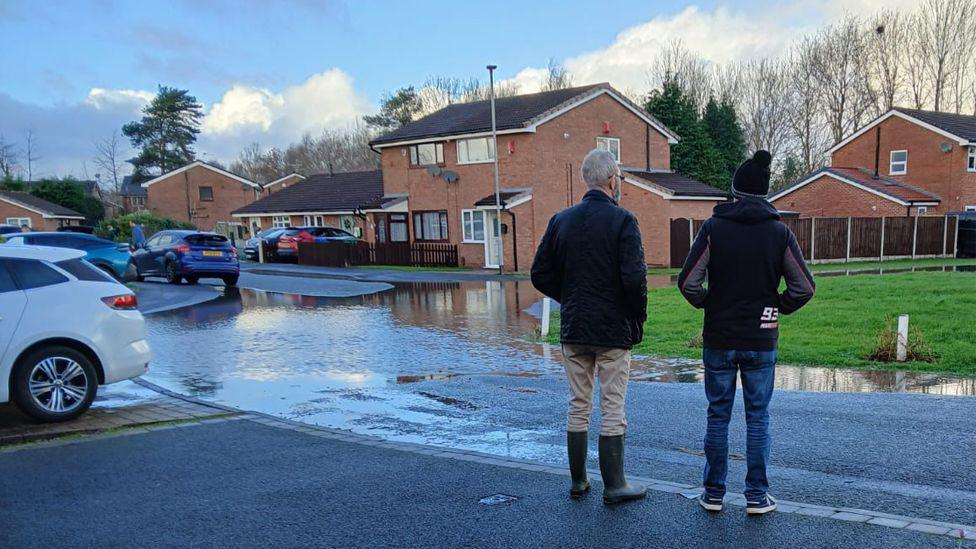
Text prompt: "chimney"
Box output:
[[328, 162, 334, 177]]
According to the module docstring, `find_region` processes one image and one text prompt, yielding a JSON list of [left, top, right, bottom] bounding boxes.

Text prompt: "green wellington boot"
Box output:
[[567, 431, 590, 498], [598, 435, 647, 505]]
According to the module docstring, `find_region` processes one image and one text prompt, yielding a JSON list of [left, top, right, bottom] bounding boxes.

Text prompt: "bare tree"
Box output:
[[93, 131, 125, 192], [712, 62, 743, 106], [867, 10, 906, 113], [810, 16, 875, 144], [912, 0, 974, 111], [651, 40, 713, 112], [24, 130, 38, 182], [740, 58, 791, 162], [784, 40, 832, 173], [0, 135, 20, 179], [540, 58, 573, 92]]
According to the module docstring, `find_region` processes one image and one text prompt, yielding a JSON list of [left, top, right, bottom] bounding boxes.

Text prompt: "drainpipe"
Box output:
[[506, 208, 518, 272], [873, 126, 881, 179], [645, 125, 651, 171]]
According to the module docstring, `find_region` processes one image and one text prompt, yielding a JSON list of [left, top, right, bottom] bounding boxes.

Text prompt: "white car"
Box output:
[[0, 245, 151, 422]]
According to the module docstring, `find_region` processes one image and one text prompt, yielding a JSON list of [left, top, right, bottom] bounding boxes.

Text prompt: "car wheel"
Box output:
[[12, 346, 98, 422], [165, 262, 182, 284], [185, 276, 199, 285], [223, 275, 239, 287]]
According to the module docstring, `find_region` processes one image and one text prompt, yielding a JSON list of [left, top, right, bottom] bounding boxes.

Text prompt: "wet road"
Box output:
[[139, 280, 976, 526]]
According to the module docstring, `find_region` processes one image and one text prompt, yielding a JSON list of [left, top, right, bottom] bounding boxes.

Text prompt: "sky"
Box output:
[[0, 0, 919, 179]]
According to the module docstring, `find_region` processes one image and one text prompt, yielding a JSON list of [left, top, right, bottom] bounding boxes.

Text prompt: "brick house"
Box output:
[[139, 161, 264, 238], [367, 83, 726, 270], [119, 176, 148, 213], [231, 170, 393, 238], [0, 191, 85, 230], [773, 107, 976, 216], [263, 173, 306, 194]]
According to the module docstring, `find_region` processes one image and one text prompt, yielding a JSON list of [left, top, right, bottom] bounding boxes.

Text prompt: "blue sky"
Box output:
[[0, 0, 900, 177]]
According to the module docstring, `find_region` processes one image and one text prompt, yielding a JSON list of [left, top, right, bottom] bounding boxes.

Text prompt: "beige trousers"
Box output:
[[561, 344, 631, 436]]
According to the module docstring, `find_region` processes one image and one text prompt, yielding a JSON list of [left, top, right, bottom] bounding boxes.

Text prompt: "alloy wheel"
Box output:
[[28, 357, 89, 414]]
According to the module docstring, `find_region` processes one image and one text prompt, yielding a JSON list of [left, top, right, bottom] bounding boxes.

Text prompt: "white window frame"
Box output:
[[271, 216, 290, 228], [889, 149, 908, 175], [303, 215, 324, 227], [339, 215, 361, 237], [965, 205, 976, 212], [456, 137, 495, 165], [916, 206, 928, 216], [5, 217, 31, 227], [596, 137, 621, 163], [968, 146, 976, 172], [409, 143, 444, 166], [461, 209, 486, 243]]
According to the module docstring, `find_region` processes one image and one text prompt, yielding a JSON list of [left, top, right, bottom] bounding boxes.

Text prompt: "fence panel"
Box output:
[[883, 217, 913, 257], [813, 217, 848, 260], [782, 218, 812, 258], [849, 217, 882, 259], [915, 217, 945, 256], [946, 216, 959, 256], [298, 241, 458, 268]]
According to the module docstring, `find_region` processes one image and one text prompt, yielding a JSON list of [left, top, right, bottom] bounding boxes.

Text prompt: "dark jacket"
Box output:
[[677, 197, 815, 351], [531, 190, 648, 349]]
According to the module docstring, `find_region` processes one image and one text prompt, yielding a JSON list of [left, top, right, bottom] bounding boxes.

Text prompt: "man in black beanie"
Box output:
[[677, 150, 815, 515]]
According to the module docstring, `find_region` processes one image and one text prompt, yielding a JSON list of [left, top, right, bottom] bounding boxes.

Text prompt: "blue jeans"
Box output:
[[702, 348, 777, 501]]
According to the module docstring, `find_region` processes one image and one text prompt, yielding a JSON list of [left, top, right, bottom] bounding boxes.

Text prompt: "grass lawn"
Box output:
[[647, 257, 976, 276], [548, 270, 976, 375]]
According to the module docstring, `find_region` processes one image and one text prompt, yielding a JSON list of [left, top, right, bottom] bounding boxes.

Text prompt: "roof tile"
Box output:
[[232, 170, 384, 215]]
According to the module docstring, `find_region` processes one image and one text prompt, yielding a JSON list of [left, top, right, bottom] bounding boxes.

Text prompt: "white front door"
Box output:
[[484, 210, 502, 268]]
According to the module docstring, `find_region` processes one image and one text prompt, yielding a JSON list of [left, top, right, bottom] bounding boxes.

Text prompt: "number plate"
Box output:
[[202, 250, 222, 257]]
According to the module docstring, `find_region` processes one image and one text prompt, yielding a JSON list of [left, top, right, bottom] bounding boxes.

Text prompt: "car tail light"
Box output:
[[175, 244, 190, 254], [102, 294, 138, 310]]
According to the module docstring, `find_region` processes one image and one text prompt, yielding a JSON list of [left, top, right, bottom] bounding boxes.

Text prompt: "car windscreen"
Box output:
[[55, 258, 117, 283], [184, 234, 230, 247]]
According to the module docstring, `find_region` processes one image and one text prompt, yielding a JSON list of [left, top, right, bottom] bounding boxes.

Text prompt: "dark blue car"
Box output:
[[2, 231, 134, 280], [132, 230, 239, 286]]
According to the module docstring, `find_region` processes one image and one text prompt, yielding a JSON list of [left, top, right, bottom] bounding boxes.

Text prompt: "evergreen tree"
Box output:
[[30, 178, 104, 224], [644, 81, 725, 189], [773, 155, 804, 192], [363, 87, 423, 130], [122, 86, 203, 179], [703, 97, 747, 190]]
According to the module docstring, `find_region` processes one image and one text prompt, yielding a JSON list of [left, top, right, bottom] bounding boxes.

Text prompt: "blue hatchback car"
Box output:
[[2, 231, 134, 280], [132, 230, 239, 285]]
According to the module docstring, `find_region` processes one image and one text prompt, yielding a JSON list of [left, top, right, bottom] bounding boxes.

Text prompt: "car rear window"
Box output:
[[184, 234, 229, 247], [0, 261, 17, 293], [55, 258, 116, 283], [6, 258, 69, 290]]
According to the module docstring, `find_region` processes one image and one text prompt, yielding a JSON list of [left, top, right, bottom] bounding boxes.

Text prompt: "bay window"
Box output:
[[457, 137, 495, 164], [409, 143, 444, 166], [413, 211, 449, 241], [461, 209, 486, 242]]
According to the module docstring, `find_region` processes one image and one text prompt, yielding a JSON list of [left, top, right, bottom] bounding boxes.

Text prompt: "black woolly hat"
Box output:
[[731, 150, 773, 198]]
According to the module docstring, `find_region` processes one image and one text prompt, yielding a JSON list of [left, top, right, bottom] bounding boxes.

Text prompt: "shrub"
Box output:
[[97, 212, 195, 243], [867, 316, 939, 363]]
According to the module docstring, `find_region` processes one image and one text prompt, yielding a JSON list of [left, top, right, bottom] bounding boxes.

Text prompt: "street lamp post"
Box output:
[[487, 64, 504, 275]]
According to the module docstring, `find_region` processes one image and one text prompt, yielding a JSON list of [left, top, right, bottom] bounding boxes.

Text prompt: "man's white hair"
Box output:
[[581, 149, 619, 189]]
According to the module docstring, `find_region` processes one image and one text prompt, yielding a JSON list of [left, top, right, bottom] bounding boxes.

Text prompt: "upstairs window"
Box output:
[[968, 146, 975, 172], [596, 137, 621, 162], [409, 143, 444, 166], [457, 138, 495, 164], [199, 186, 214, 201], [889, 150, 908, 175]]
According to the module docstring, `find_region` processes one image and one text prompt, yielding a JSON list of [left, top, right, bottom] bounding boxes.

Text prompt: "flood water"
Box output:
[[141, 281, 976, 448]]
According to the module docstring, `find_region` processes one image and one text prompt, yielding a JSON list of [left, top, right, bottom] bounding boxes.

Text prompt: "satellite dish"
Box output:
[[441, 170, 459, 183], [426, 165, 442, 177]]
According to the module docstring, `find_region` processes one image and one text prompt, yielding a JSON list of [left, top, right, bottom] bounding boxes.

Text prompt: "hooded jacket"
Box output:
[[531, 190, 647, 349], [677, 197, 815, 351]]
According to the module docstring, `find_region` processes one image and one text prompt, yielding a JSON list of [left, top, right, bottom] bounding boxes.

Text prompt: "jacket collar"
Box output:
[[582, 189, 618, 206]]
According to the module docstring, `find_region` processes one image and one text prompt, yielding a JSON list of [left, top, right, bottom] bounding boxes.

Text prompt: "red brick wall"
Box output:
[[264, 175, 305, 195], [772, 175, 918, 217], [380, 92, 674, 271], [146, 165, 261, 231], [831, 115, 976, 213]]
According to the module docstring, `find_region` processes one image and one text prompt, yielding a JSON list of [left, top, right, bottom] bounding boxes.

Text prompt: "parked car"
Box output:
[[56, 225, 96, 234], [3, 232, 134, 281], [312, 227, 360, 244], [0, 245, 151, 422], [276, 227, 334, 258], [242, 228, 285, 261], [0, 225, 21, 236], [132, 230, 239, 286]]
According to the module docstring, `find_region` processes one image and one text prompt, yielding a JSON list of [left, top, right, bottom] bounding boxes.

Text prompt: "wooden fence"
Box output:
[[297, 241, 459, 268], [669, 215, 959, 267]]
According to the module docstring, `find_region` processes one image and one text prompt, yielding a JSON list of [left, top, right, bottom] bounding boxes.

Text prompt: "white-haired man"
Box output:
[[531, 149, 648, 505]]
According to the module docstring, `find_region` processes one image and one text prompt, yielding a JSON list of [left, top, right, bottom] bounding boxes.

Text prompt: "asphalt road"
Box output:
[[392, 375, 976, 527], [0, 420, 958, 549]]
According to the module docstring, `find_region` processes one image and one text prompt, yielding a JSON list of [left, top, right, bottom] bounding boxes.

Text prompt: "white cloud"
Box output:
[[85, 88, 154, 111], [202, 85, 282, 134]]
